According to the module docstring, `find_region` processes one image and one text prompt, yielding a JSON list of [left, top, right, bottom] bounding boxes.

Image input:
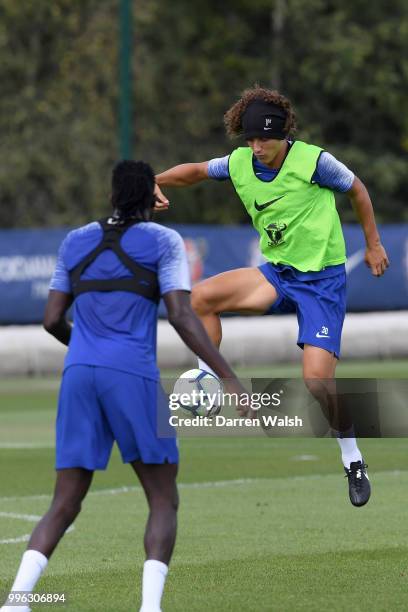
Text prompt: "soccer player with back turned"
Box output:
[[1, 161, 244, 612], [154, 86, 390, 508]]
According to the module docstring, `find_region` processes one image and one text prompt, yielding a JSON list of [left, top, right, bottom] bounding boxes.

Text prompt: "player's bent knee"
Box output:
[[303, 376, 328, 399], [304, 377, 322, 396], [303, 373, 323, 386], [303, 368, 334, 381], [150, 491, 179, 513], [303, 376, 336, 406], [191, 283, 213, 316]]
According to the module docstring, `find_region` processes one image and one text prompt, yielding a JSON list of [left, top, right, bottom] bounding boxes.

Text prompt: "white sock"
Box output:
[[334, 427, 363, 468], [197, 358, 218, 379], [1, 549, 48, 612], [140, 559, 168, 612]]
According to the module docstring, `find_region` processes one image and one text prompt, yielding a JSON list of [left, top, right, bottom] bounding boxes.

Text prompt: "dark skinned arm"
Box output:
[[43, 290, 74, 346], [163, 290, 250, 414], [347, 176, 390, 276], [163, 289, 235, 380]]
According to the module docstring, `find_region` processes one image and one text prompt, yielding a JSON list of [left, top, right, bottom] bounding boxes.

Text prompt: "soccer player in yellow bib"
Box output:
[[154, 86, 389, 507]]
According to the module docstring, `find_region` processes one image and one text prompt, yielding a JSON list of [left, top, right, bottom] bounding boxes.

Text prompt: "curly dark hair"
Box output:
[[111, 160, 155, 221], [224, 86, 297, 139]]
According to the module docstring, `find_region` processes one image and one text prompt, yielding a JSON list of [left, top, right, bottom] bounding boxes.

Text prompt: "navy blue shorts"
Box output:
[[259, 264, 346, 359], [56, 366, 178, 471]]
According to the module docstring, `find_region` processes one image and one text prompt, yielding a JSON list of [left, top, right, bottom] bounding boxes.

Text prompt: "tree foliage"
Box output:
[[0, 0, 406, 227]]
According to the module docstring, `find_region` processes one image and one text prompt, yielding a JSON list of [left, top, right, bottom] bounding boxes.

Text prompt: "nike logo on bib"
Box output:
[[254, 195, 285, 211]]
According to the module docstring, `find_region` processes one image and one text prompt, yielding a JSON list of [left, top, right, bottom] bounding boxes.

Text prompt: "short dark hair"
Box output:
[[111, 160, 155, 221]]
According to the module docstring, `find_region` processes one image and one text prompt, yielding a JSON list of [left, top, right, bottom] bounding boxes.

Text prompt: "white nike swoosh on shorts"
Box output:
[[315, 333, 331, 338]]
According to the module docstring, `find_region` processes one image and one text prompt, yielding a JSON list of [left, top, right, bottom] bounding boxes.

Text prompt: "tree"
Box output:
[[0, 0, 406, 227]]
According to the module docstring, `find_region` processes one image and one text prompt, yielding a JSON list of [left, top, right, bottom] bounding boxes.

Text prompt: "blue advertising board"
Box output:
[[0, 228, 68, 324], [0, 224, 407, 323]]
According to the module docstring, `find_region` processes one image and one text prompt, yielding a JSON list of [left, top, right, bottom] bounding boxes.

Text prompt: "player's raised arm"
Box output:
[[153, 162, 210, 211], [347, 176, 390, 277], [156, 162, 209, 187]]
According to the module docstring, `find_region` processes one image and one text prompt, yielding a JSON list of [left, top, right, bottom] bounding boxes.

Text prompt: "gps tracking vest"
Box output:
[[69, 217, 160, 303], [228, 141, 346, 272]]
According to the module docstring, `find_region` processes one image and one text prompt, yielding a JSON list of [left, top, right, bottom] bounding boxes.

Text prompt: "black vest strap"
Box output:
[[69, 217, 160, 303]]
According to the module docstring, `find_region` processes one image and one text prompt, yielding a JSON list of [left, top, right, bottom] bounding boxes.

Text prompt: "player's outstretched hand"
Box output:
[[365, 243, 390, 276], [223, 378, 257, 419], [154, 184, 170, 211]]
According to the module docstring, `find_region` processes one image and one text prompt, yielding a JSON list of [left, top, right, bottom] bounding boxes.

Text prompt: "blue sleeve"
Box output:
[[312, 152, 355, 193], [157, 229, 191, 295], [207, 155, 230, 181], [49, 235, 72, 293]]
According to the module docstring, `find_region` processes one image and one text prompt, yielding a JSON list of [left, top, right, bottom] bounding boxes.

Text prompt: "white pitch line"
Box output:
[[0, 535, 31, 544], [0, 479, 261, 503], [0, 511, 74, 545], [291, 454, 319, 461], [0, 512, 41, 522], [0, 443, 54, 449], [90, 478, 263, 498], [0, 512, 43, 545], [0, 478, 301, 546], [0, 512, 41, 545], [0, 470, 407, 505], [1, 470, 407, 546]]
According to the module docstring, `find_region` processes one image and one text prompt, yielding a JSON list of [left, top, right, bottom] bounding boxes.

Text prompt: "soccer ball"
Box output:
[[172, 369, 222, 417]]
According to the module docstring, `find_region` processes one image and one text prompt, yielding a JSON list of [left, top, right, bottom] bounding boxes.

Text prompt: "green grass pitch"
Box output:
[[1, 361, 408, 611]]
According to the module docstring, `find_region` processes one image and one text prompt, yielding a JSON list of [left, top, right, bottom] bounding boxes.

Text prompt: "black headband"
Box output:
[[242, 100, 287, 140]]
